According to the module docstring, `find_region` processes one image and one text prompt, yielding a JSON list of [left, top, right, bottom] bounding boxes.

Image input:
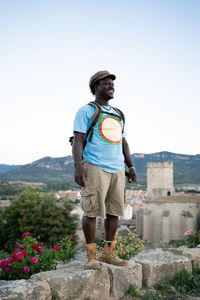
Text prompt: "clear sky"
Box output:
[[1, 0, 199, 165]]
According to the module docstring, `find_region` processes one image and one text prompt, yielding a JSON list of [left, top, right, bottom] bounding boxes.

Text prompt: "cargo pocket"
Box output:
[[81, 188, 99, 213]]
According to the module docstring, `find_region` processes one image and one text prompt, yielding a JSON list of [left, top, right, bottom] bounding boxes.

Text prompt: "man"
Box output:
[[72, 70, 137, 269]]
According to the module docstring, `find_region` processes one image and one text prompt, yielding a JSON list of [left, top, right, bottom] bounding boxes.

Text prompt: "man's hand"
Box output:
[[126, 168, 137, 183], [74, 164, 89, 188]]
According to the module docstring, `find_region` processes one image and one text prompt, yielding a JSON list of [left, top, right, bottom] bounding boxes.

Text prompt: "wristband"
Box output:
[[129, 166, 136, 171], [74, 161, 84, 166]]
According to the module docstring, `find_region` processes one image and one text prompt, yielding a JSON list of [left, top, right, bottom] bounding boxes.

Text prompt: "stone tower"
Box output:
[[147, 161, 175, 198]]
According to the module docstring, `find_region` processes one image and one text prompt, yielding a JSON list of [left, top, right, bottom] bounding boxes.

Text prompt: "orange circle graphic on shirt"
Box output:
[[98, 115, 122, 144]]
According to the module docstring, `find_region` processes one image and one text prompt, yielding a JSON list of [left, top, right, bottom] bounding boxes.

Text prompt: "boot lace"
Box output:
[[87, 250, 98, 261], [109, 249, 119, 258]]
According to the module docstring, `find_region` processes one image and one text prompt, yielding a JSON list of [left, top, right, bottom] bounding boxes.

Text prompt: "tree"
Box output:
[[0, 187, 78, 251]]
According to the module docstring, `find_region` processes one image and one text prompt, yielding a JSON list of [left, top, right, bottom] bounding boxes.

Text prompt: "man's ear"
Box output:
[[93, 83, 98, 94], [93, 81, 100, 94]]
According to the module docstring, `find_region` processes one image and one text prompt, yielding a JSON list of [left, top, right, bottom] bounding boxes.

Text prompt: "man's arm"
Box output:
[[72, 132, 88, 187], [122, 137, 137, 183]]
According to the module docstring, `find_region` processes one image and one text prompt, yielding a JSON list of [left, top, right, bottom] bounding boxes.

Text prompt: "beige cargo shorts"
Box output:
[[80, 162, 125, 219]]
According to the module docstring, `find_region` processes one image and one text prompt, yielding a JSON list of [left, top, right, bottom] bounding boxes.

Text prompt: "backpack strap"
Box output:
[[83, 102, 102, 148], [111, 106, 125, 133]]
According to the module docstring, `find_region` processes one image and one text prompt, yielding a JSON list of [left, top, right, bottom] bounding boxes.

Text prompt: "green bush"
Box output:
[[183, 230, 200, 248], [0, 187, 78, 251], [115, 229, 144, 260], [55, 235, 77, 263]]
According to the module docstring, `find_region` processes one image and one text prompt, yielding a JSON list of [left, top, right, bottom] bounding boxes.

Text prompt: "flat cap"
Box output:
[[89, 70, 116, 90]]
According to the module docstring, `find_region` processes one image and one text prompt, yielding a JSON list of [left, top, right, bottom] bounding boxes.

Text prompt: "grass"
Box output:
[[125, 263, 200, 299], [125, 284, 141, 297]]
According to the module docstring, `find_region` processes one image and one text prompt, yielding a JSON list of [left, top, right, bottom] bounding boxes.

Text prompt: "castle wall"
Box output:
[[143, 196, 200, 247], [147, 161, 174, 197]]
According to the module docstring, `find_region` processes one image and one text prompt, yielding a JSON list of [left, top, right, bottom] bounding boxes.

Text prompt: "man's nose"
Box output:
[[108, 82, 114, 87]]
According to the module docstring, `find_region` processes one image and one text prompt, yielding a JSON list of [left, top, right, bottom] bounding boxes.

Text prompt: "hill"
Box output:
[[0, 164, 22, 174], [0, 152, 199, 188]]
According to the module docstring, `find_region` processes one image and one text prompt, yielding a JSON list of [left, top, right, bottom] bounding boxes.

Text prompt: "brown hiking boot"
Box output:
[[85, 243, 101, 269], [98, 241, 128, 266]]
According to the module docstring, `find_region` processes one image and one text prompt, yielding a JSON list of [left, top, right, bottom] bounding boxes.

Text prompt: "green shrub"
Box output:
[[0, 187, 78, 251], [115, 229, 144, 260], [55, 235, 77, 263], [183, 230, 200, 248], [152, 265, 200, 298], [0, 250, 8, 260], [142, 290, 159, 300]]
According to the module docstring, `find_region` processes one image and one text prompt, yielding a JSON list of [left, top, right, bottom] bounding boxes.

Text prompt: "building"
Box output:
[[143, 161, 200, 247]]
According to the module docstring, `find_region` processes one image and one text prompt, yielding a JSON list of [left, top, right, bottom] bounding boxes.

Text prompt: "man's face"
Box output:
[[94, 77, 115, 100]]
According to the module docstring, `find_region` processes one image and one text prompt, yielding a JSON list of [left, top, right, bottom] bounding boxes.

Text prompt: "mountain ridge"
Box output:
[[0, 152, 199, 187]]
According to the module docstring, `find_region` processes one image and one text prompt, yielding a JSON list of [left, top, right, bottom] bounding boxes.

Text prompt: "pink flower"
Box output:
[[16, 252, 24, 260], [5, 257, 13, 264], [69, 234, 74, 239], [53, 245, 61, 251], [0, 259, 7, 268], [183, 229, 193, 237], [114, 232, 119, 239], [30, 257, 38, 264], [37, 245, 43, 255], [5, 265, 13, 273], [22, 232, 30, 238], [22, 266, 30, 274]]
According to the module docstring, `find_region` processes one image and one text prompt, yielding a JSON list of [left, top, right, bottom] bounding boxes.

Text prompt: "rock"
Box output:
[[0, 279, 51, 300], [133, 248, 192, 288], [100, 260, 142, 299], [31, 264, 110, 300], [169, 247, 200, 265]]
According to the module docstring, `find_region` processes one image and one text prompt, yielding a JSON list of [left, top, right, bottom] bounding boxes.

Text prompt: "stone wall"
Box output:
[[1, 247, 200, 300], [143, 196, 200, 247]]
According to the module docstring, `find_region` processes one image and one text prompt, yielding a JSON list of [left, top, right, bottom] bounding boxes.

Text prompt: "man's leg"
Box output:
[[82, 216, 96, 243], [82, 215, 101, 269], [99, 215, 128, 266], [98, 168, 128, 266], [104, 214, 118, 241]]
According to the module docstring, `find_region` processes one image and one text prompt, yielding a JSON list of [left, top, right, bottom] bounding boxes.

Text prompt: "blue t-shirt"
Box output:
[[73, 103, 126, 173]]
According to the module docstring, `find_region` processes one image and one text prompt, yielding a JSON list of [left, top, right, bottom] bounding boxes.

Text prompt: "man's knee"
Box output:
[[106, 214, 118, 220]]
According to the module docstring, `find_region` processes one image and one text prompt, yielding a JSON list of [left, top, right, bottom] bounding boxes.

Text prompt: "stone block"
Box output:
[[100, 260, 142, 298], [133, 249, 192, 288], [0, 279, 51, 300], [31, 264, 110, 300], [169, 247, 200, 265]]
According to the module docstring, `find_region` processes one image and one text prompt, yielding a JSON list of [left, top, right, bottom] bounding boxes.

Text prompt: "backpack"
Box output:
[[69, 101, 125, 149]]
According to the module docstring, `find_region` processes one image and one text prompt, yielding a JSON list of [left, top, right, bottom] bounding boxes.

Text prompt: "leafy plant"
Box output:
[[170, 240, 187, 248], [0, 250, 8, 259], [142, 290, 160, 300], [0, 232, 77, 280], [147, 265, 200, 299], [55, 234, 77, 263], [125, 284, 141, 297], [115, 229, 144, 260], [183, 230, 200, 248]]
